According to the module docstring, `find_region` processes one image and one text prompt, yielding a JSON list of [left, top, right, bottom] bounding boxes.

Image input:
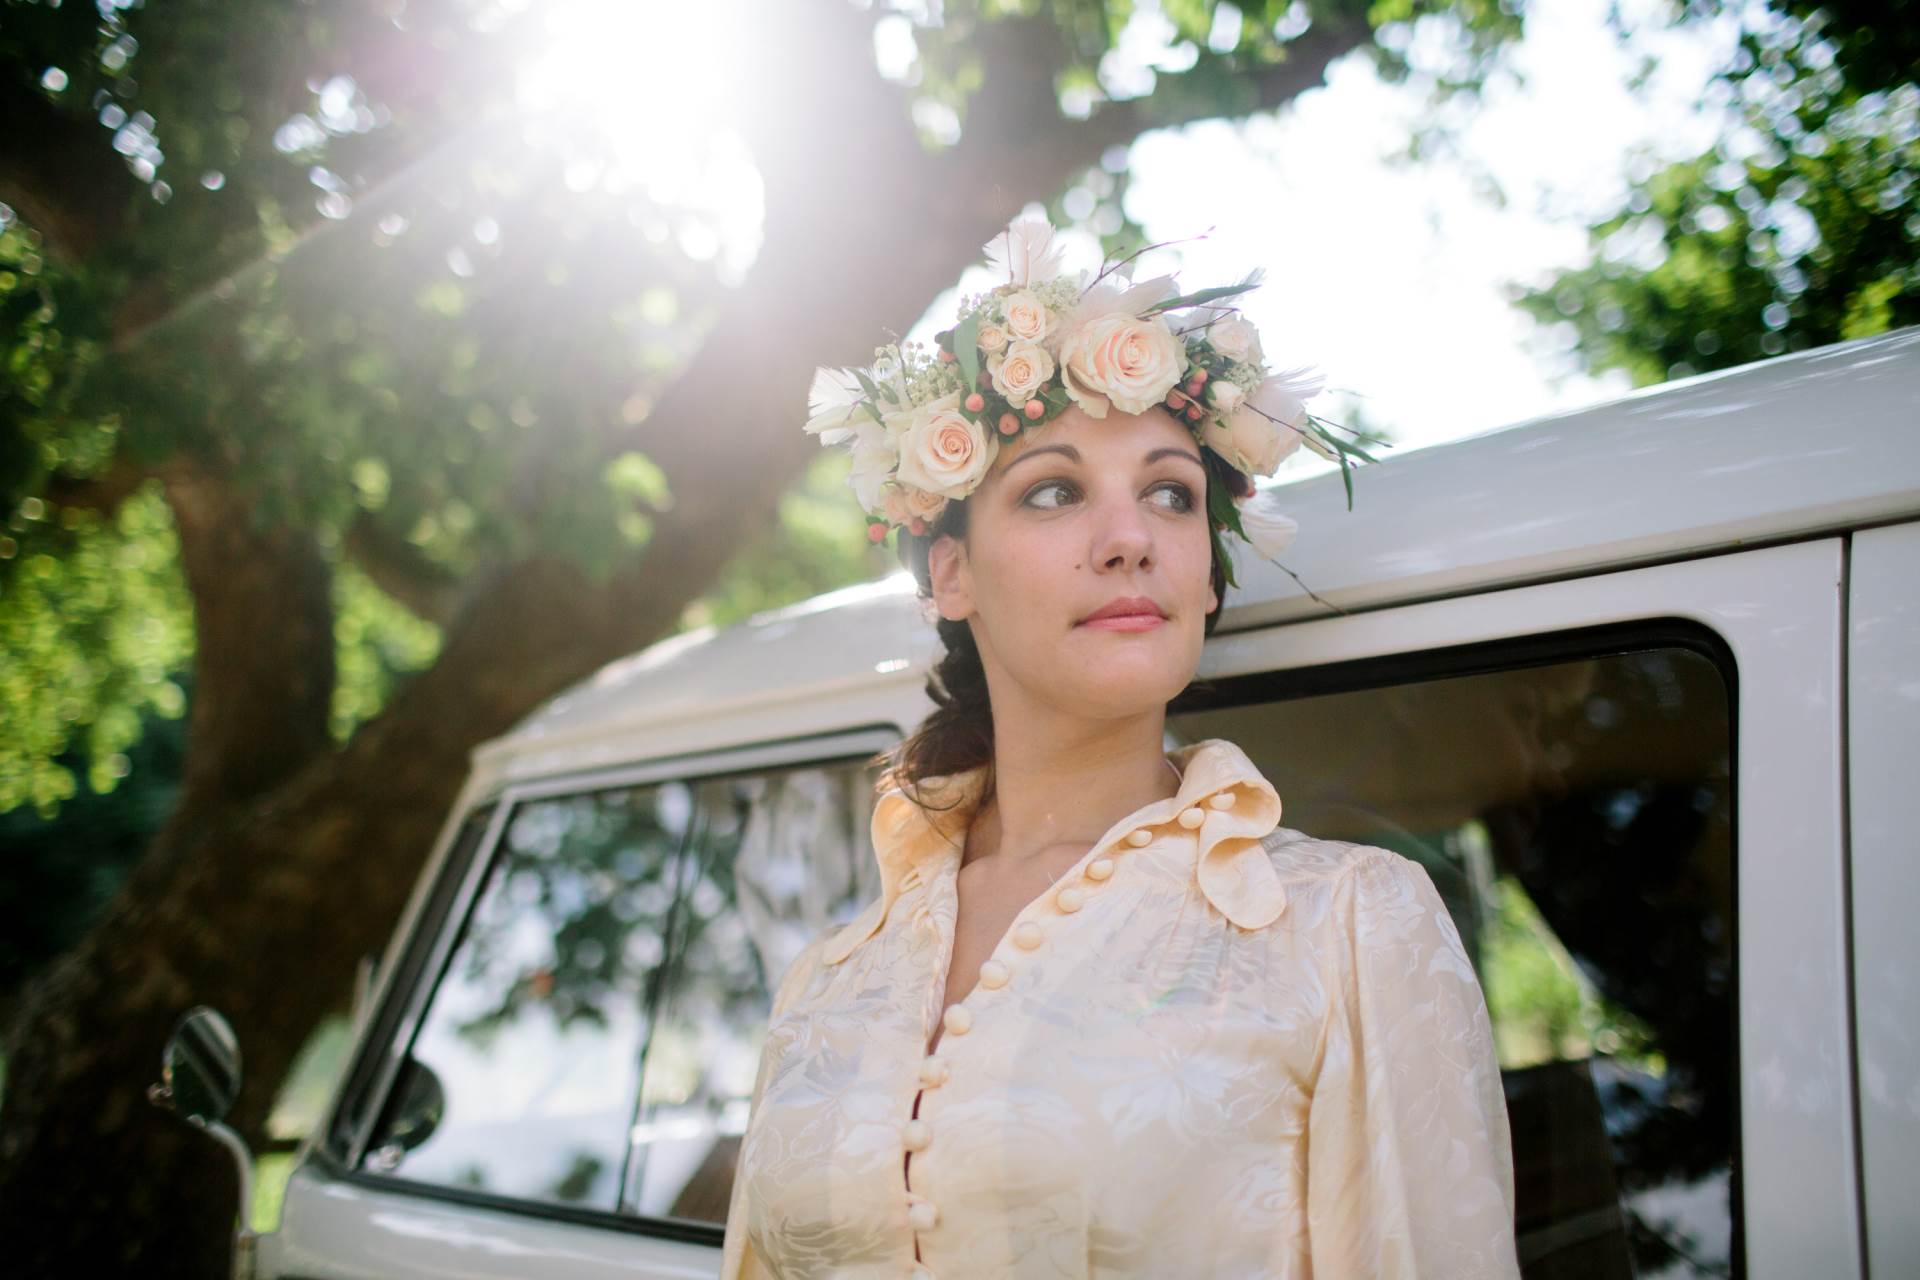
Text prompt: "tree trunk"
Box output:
[[0, 5, 1372, 1270]]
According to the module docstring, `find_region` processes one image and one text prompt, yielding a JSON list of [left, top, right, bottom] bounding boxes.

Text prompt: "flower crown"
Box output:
[[802, 216, 1379, 587]]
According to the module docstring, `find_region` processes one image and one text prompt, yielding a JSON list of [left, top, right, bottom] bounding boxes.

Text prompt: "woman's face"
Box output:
[[928, 405, 1218, 723]]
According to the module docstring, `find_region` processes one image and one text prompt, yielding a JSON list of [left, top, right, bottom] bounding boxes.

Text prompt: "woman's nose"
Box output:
[[1090, 491, 1153, 570]]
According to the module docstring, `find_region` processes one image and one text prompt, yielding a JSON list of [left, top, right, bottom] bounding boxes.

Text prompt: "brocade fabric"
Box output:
[[719, 738, 1521, 1278]]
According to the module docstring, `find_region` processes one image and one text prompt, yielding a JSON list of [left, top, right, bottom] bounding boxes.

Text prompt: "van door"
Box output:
[[1172, 537, 1855, 1280], [1846, 520, 1920, 1279]]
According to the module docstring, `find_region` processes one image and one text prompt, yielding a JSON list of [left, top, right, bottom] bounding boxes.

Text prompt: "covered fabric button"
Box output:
[[918, 1056, 951, 1087], [907, 1199, 940, 1230], [1085, 857, 1114, 881], [1208, 791, 1237, 810], [903, 1119, 931, 1151], [978, 959, 1009, 988], [1125, 828, 1153, 847], [1012, 921, 1045, 949], [1056, 886, 1087, 913], [1178, 806, 1206, 829], [942, 1004, 973, 1036]]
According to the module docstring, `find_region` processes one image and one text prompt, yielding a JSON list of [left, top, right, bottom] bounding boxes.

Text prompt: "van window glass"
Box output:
[[1169, 644, 1736, 1279], [362, 780, 694, 1208], [359, 753, 882, 1221], [618, 761, 882, 1221]]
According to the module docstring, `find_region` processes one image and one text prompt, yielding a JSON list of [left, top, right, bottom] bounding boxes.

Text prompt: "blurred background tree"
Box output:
[[1514, 1, 1918, 381]]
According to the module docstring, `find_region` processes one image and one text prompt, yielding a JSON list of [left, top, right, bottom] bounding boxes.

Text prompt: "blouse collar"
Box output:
[[820, 737, 1289, 966]]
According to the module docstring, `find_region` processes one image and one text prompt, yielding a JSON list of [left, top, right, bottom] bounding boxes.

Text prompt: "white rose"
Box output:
[[1000, 291, 1052, 344], [1056, 312, 1186, 417], [1202, 412, 1291, 478], [976, 323, 1009, 355], [1206, 317, 1262, 363], [1206, 379, 1246, 414], [1202, 371, 1319, 476], [988, 342, 1055, 407], [892, 392, 999, 500]]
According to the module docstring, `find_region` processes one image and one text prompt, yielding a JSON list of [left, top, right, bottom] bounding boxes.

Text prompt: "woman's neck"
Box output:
[[967, 720, 1183, 869]]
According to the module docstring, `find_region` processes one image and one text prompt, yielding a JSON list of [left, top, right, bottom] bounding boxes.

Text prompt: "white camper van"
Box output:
[[153, 328, 1920, 1279]]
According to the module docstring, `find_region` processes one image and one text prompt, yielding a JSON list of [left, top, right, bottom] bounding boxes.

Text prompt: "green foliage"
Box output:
[[1482, 876, 1661, 1072], [329, 563, 441, 745], [0, 484, 192, 815], [1516, 7, 1918, 384], [683, 448, 901, 632]]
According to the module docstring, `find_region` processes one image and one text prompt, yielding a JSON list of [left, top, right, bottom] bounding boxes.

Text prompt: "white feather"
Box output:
[[1235, 488, 1299, 560], [804, 366, 866, 445], [983, 217, 1069, 287]]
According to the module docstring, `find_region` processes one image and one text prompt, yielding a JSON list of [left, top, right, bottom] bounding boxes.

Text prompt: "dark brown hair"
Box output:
[[871, 434, 1249, 810]]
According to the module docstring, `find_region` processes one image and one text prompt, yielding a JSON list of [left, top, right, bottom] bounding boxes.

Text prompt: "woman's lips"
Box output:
[[1076, 613, 1166, 632]]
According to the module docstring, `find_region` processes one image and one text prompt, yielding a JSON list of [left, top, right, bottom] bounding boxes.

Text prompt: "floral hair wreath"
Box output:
[[802, 215, 1384, 589]]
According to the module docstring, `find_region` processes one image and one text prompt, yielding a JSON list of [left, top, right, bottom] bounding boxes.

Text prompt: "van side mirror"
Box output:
[[151, 1005, 243, 1125]]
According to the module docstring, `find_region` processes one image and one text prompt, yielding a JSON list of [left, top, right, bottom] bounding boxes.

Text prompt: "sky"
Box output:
[[897, 0, 1740, 481]]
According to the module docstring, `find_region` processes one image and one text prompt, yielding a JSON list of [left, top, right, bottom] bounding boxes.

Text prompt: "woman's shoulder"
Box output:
[[1256, 825, 1413, 888]]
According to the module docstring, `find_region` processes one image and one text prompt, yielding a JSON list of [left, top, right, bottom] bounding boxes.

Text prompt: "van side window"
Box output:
[[358, 755, 881, 1222], [1170, 639, 1737, 1279]]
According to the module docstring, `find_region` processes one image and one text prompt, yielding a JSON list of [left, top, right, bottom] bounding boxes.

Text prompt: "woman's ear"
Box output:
[[927, 533, 973, 622]]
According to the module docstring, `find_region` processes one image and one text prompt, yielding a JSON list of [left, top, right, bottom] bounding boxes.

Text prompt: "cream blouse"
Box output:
[[719, 737, 1521, 1279]]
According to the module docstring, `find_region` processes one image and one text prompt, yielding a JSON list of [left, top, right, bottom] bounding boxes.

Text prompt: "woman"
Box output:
[[720, 219, 1520, 1278]]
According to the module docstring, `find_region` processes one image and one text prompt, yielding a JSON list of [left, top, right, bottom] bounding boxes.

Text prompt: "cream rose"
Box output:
[[1056, 312, 1186, 417], [884, 482, 948, 527], [988, 342, 1055, 407], [1000, 291, 1052, 344], [1206, 317, 1262, 363], [892, 393, 999, 500], [976, 323, 1009, 355]]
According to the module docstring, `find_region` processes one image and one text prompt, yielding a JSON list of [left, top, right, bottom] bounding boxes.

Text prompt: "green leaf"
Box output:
[[952, 312, 982, 391], [1147, 280, 1260, 314]]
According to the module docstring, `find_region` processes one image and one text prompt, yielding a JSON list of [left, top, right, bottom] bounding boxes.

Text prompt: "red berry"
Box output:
[[867, 523, 887, 543], [965, 392, 986, 412], [1024, 399, 1045, 419], [998, 413, 1020, 435], [1184, 376, 1205, 396], [1185, 403, 1203, 421], [1166, 389, 1189, 410]]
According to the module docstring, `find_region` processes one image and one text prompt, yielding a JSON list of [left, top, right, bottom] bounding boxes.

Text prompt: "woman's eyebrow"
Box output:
[[1000, 443, 1205, 478]]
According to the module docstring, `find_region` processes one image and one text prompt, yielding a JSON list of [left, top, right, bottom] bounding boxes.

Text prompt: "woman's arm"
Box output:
[[1305, 849, 1522, 1279]]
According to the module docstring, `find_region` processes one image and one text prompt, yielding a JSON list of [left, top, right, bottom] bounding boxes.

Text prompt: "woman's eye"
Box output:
[[1150, 482, 1198, 514], [1022, 479, 1078, 509]]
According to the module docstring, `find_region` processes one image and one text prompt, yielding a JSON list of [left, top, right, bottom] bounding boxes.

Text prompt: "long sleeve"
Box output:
[[718, 931, 828, 1280], [1305, 850, 1522, 1279]]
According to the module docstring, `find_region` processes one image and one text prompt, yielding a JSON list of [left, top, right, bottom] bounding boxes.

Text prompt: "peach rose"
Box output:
[[892, 392, 999, 499], [1056, 311, 1186, 417], [988, 342, 1055, 407], [1000, 291, 1052, 344], [976, 323, 1009, 355]]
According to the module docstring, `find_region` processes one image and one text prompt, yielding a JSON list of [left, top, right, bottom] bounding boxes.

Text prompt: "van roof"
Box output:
[[483, 327, 1920, 771]]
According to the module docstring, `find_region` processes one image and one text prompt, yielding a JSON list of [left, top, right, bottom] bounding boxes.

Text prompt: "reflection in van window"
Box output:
[[359, 756, 881, 1222], [1171, 645, 1735, 1279]]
